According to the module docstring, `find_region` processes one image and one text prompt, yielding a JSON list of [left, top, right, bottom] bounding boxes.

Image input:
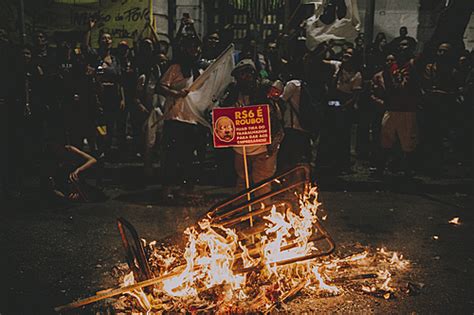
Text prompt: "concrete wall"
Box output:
[[357, 0, 474, 51], [153, 0, 169, 41], [358, 0, 419, 42]]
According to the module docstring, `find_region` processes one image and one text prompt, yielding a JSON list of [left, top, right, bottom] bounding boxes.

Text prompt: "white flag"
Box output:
[[184, 44, 235, 128], [305, 0, 361, 51]]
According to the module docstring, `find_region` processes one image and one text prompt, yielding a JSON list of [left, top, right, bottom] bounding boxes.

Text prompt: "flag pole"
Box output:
[[242, 146, 253, 228], [188, 43, 235, 92], [149, 0, 154, 30]]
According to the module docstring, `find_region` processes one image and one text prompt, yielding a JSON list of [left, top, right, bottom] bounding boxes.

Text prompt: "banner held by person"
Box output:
[[184, 44, 236, 128]]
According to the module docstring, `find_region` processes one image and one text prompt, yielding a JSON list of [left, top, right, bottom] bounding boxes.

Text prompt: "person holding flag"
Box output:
[[159, 34, 206, 198]]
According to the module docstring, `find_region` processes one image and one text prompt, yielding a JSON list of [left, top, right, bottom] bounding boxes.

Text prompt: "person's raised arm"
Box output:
[[82, 18, 96, 50]]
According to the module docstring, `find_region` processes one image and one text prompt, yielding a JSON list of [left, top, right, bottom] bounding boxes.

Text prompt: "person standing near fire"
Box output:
[[371, 40, 422, 177], [421, 42, 460, 175], [318, 47, 363, 174], [83, 19, 125, 158], [221, 59, 284, 192], [159, 31, 206, 198]]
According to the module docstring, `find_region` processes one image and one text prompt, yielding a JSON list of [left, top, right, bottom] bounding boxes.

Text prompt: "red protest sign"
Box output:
[[212, 105, 272, 148]]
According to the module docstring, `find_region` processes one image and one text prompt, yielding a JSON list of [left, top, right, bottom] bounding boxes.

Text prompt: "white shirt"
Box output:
[[280, 80, 305, 132], [160, 64, 203, 124]]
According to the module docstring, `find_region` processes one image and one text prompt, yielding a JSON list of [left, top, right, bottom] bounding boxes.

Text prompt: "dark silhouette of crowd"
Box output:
[[1, 17, 473, 201]]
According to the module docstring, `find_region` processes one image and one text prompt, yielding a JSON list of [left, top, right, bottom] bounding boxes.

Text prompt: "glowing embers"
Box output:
[[116, 246, 411, 312], [159, 184, 328, 300]]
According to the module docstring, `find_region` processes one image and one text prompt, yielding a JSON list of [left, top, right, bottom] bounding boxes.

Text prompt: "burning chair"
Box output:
[[55, 165, 337, 312], [206, 165, 335, 269], [120, 165, 334, 282]]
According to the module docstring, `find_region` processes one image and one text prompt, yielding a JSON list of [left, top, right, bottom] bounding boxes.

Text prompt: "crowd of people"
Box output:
[[1, 16, 472, 201]]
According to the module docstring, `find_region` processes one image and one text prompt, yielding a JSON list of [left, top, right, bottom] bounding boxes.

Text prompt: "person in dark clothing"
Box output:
[[371, 41, 422, 177], [277, 50, 316, 172], [54, 39, 78, 143], [221, 59, 284, 193], [116, 40, 138, 153], [134, 38, 163, 158], [159, 35, 206, 197], [4, 46, 45, 196], [202, 32, 221, 61], [369, 32, 388, 74], [32, 31, 57, 77], [31, 31, 62, 146], [62, 53, 101, 152], [421, 42, 461, 173], [83, 19, 125, 158], [318, 48, 363, 174], [353, 34, 365, 71]]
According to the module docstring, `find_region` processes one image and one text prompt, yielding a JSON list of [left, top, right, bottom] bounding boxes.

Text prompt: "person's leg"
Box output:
[[277, 128, 295, 172], [339, 109, 354, 171], [192, 124, 209, 186], [295, 131, 312, 164], [370, 109, 384, 165], [103, 106, 115, 156], [179, 122, 200, 189], [252, 151, 277, 195], [216, 148, 236, 186], [316, 109, 334, 168], [423, 95, 442, 172], [116, 101, 129, 151], [161, 120, 181, 191], [287, 129, 312, 168], [376, 111, 396, 176], [398, 112, 418, 176], [102, 87, 121, 157], [356, 110, 371, 160]]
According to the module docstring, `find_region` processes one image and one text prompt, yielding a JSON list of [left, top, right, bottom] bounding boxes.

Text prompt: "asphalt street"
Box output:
[[0, 166, 472, 314]]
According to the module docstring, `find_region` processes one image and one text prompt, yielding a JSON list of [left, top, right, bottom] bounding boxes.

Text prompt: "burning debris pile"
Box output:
[[56, 167, 411, 313], [112, 245, 410, 313], [109, 188, 410, 313]]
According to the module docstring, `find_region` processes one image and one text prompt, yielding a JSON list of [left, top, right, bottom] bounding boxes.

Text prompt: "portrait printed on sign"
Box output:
[[214, 116, 236, 143]]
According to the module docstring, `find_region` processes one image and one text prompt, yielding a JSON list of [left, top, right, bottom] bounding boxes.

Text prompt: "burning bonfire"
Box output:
[[56, 166, 411, 313]]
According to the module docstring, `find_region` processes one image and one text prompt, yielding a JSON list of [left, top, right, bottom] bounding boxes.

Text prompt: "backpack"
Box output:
[[288, 80, 323, 136]]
